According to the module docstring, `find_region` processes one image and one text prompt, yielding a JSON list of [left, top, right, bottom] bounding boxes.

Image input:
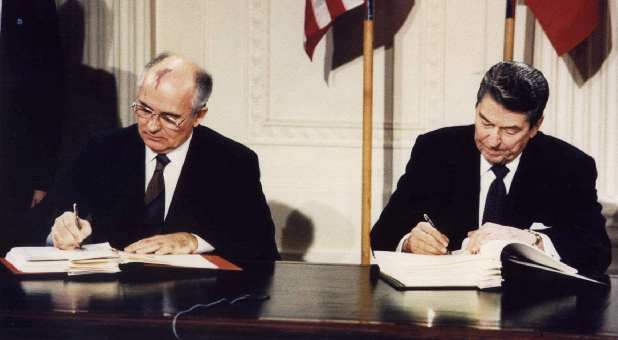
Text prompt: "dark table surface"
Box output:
[[1, 261, 616, 339]]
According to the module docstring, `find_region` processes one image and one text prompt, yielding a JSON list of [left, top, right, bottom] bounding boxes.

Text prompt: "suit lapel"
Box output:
[[455, 126, 481, 230], [117, 127, 145, 222], [505, 133, 542, 227], [442, 126, 481, 243], [166, 128, 205, 226], [92, 126, 145, 246], [457, 126, 481, 230]]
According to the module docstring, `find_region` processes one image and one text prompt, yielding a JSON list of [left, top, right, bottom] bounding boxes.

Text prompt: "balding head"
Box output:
[[134, 53, 212, 154], [139, 53, 213, 115]]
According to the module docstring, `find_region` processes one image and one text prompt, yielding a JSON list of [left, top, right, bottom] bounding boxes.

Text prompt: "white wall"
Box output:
[[70, 0, 618, 263]]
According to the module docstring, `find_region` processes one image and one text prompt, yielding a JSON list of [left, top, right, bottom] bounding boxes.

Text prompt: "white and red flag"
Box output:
[[304, 0, 364, 59]]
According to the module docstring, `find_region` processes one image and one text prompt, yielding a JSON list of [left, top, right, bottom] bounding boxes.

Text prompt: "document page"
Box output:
[[6, 242, 118, 261]]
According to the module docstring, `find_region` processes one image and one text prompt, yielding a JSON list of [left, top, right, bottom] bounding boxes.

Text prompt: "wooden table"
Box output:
[[1, 261, 616, 339]]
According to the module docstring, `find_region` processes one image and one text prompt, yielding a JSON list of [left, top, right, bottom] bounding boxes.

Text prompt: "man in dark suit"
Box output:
[[371, 61, 611, 274], [0, 0, 63, 251], [47, 53, 280, 261]]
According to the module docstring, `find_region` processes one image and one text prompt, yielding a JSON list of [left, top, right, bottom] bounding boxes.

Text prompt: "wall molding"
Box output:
[[246, 0, 446, 148]]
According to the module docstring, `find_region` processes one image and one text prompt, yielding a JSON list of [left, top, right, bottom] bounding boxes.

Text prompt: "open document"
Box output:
[[373, 240, 605, 290], [3, 243, 231, 276]]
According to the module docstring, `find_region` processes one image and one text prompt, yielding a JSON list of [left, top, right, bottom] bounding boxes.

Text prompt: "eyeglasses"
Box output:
[[130, 102, 188, 130]]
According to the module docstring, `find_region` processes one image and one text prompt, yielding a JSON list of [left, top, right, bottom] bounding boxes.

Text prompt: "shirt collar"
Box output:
[[145, 132, 193, 164], [480, 152, 522, 175]]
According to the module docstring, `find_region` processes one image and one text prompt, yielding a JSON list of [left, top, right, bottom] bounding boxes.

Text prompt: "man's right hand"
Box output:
[[51, 211, 92, 250], [402, 221, 449, 255]]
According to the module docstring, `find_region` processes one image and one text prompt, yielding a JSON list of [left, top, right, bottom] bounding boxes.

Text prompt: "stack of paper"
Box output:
[[373, 240, 596, 290], [5, 243, 121, 275], [374, 251, 502, 289]]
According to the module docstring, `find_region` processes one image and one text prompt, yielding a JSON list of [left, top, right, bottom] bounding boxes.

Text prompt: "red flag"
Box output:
[[527, 0, 599, 55], [304, 0, 364, 60]]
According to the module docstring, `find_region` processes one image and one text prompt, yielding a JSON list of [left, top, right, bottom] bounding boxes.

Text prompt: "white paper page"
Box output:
[[5, 243, 117, 262], [462, 239, 578, 274]]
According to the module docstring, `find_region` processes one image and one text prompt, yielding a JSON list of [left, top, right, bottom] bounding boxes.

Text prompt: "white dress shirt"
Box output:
[[144, 134, 213, 253]]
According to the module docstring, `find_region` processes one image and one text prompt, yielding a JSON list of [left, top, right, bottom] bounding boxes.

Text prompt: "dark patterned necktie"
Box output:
[[482, 164, 509, 225], [144, 154, 170, 229]]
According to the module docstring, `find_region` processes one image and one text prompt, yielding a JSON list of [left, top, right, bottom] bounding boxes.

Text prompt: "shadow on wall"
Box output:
[[269, 201, 315, 261], [564, 0, 612, 85], [55, 0, 120, 177]]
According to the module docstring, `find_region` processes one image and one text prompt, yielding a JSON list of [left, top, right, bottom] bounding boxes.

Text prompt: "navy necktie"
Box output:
[[482, 164, 509, 225], [144, 154, 170, 230]]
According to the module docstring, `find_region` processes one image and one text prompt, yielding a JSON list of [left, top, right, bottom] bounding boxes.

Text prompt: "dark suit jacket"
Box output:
[[35, 125, 280, 262], [0, 0, 63, 210], [371, 125, 611, 274]]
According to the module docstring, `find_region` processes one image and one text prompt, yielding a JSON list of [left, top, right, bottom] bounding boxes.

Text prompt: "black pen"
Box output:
[[423, 213, 450, 255], [73, 203, 84, 249]]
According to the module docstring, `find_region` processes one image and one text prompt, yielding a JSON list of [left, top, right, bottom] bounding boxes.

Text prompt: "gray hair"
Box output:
[[138, 52, 213, 115], [192, 69, 213, 114]]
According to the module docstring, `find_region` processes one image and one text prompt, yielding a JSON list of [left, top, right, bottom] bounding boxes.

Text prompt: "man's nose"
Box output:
[[146, 116, 161, 132], [487, 129, 501, 147]]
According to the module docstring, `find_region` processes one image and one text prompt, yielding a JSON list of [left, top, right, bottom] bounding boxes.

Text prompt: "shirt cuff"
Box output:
[[193, 234, 215, 254], [395, 233, 411, 252], [530, 222, 561, 261]]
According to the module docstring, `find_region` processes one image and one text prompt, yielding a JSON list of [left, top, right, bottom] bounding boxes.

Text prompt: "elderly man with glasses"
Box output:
[[39, 53, 280, 261]]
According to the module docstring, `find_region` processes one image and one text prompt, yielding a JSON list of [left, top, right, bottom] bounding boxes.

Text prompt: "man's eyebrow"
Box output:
[[478, 111, 522, 130], [161, 111, 182, 118], [137, 100, 153, 110], [478, 111, 491, 122]]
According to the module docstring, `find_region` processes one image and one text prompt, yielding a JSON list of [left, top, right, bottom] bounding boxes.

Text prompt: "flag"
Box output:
[[527, 0, 599, 55], [304, 0, 364, 60]]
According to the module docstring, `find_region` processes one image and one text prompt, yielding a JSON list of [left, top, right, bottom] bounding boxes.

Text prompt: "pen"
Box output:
[[423, 213, 436, 229], [423, 213, 451, 255], [73, 202, 82, 230], [73, 203, 83, 249]]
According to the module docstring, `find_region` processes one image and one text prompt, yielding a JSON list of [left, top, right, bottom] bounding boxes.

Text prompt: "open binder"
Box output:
[[374, 240, 606, 290], [1, 243, 241, 276]]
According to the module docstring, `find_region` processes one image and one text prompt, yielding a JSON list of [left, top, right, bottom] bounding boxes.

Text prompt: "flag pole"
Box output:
[[503, 0, 516, 60], [361, 0, 374, 265]]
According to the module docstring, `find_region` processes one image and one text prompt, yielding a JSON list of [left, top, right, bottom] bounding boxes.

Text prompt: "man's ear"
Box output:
[[529, 115, 544, 138], [193, 107, 208, 127]]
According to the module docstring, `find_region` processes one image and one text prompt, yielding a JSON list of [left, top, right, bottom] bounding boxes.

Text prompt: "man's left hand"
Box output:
[[124, 232, 198, 255], [30, 190, 47, 208], [466, 222, 538, 254]]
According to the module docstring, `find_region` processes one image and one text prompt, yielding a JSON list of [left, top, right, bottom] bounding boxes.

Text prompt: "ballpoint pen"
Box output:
[[73, 203, 83, 249], [423, 213, 436, 229], [73, 202, 81, 230], [423, 213, 451, 255]]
